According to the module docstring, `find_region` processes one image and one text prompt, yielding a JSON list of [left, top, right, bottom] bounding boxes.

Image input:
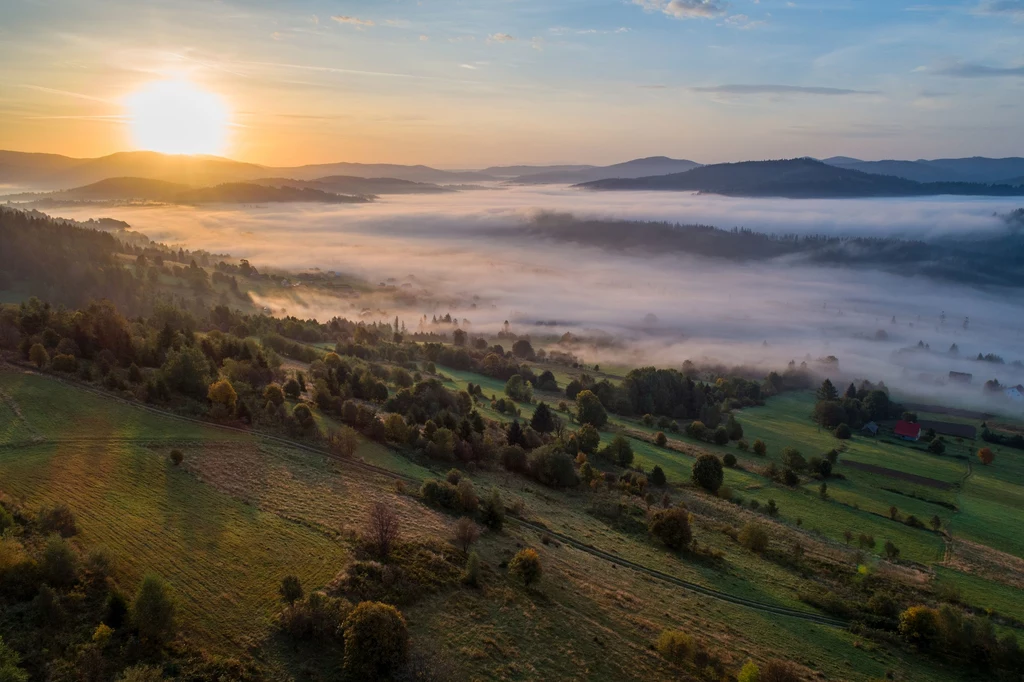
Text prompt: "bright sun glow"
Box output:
[[125, 79, 230, 156]]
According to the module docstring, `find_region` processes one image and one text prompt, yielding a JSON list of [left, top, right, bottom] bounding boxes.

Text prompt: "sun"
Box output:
[[125, 79, 231, 156]]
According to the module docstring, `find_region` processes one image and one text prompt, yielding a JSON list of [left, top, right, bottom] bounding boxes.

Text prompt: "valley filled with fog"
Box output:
[[54, 186, 1024, 413]]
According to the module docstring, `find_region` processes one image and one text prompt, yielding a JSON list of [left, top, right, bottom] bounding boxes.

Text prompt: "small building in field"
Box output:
[[949, 371, 973, 384], [862, 422, 879, 436], [894, 420, 922, 441], [1007, 386, 1024, 402]]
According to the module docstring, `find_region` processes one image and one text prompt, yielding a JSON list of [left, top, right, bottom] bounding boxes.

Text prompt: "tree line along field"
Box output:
[[0, 364, 999, 682]]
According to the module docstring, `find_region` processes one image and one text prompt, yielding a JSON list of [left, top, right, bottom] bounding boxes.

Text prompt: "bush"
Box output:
[[279, 575, 304, 605], [576, 424, 601, 454], [116, 666, 163, 682], [500, 445, 528, 473], [508, 548, 542, 586], [528, 446, 578, 488], [575, 390, 607, 428], [737, 439, 749, 452], [648, 507, 692, 551], [738, 660, 760, 682], [713, 426, 730, 445], [723, 453, 737, 468], [38, 503, 77, 537], [263, 383, 285, 406], [655, 629, 693, 665], [928, 439, 946, 455], [739, 522, 769, 553], [342, 601, 409, 680], [280, 591, 351, 642], [834, 423, 851, 439], [691, 454, 724, 492], [42, 534, 79, 587], [686, 420, 707, 440], [654, 431, 667, 447], [899, 605, 939, 646], [207, 379, 237, 411], [132, 574, 176, 644], [752, 439, 767, 456], [50, 354, 78, 373], [29, 343, 49, 368], [170, 449, 183, 466], [650, 465, 667, 486], [480, 489, 505, 530], [453, 517, 479, 553], [762, 659, 800, 682], [598, 434, 634, 468], [462, 551, 481, 587], [781, 447, 806, 472]]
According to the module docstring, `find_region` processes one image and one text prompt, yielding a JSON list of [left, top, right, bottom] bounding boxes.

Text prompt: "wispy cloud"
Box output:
[[331, 15, 375, 27], [933, 62, 1024, 77], [634, 0, 728, 19], [974, 0, 1024, 19], [488, 32, 516, 43], [692, 84, 876, 95]]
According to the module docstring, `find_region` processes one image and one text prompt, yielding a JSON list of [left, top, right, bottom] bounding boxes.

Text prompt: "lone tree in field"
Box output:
[[752, 439, 767, 457], [977, 447, 995, 466], [366, 502, 401, 559], [342, 601, 409, 680], [816, 378, 839, 402], [508, 548, 542, 586], [575, 390, 607, 428], [650, 465, 667, 487], [654, 431, 667, 447], [930, 515, 942, 531], [29, 343, 49, 368], [169, 449, 183, 466], [132, 574, 176, 645], [279, 575, 303, 605], [453, 517, 480, 553], [691, 454, 724, 492], [648, 506, 692, 551]]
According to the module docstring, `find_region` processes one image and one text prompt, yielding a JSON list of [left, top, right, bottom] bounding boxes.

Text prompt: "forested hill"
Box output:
[[577, 158, 1024, 198], [2, 177, 370, 205], [524, 212, 1024, 287]]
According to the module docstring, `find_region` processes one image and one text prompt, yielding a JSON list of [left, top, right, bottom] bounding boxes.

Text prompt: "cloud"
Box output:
[[932, 62, 1024, 77], [331, 15, 375, 27], [723, 13, 767, 28], [974, 0, 1024, 19], [692, 84, 876, 95], [635, 0, 728, 19], [419, 35, 430, 41], [488, 33, 516, 43]]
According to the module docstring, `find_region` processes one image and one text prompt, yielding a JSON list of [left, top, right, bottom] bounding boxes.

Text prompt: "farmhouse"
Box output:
[[1006, 385, 1024, 402], [893, 420, 922, 441]]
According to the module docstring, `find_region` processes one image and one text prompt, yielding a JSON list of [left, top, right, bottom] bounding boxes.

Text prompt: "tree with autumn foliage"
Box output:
[[977, 447, 995, 466]]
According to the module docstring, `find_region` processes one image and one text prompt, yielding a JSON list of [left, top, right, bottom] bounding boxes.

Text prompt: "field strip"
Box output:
[[0, 385, 40, 438], [3, 361, 850, 629], [842, 459, 954, 490], [0, 437, 232, 449]]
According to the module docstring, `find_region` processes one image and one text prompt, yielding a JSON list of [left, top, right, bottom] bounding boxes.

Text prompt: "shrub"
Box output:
[[834, 423, 851, 440], [132, 574, 176, 644], [457, 479, 478, 512], [598, 434, 634, 468], [528, 446, 578, 488], [648, 507, 692, 551], [737, 439, 749, 452], [42, 534, 79, 587], [462, 551, 481, 587], [739, 523, 769, 553], [884, 540, 900, 560], [170, 449, 183, 466], [781, 447, 806, 471], [686, 420, 707, 440], [752, 439, 767, 456], [691, 454, 724, 492], [283, 378, 301, 399], [762, 659, 800, 682], [29, 343, 49, 368], [508, 548, 542, 586], [650, 465, 667, 486], [726, 415, 744, 440], [38, 503, 77, 537], [50, 354, 78, 373], [654, 431, 667, 447], [713, 426, 730, 445], [723, 453, 737, 468], [105, 590, 129, 629], [453, 517, 480, 553], [366, 502, 401, 558], [899, 605, 939, 646], [500, 445, 528, 473], [279, 575, 304, 605], [479, 489, 505, 531], [207, 379, 237, 411], [656, 629, 693, 665], [342, 601, 409, 680], [263, 383, 285, 406], [738, 660, 760, 682], [783, 469, 800, 486], [928, 439, 946, 455], [576, 424, 601, 454], [280, 591, 351, 642], [116, 666, 163, 682], [977, 447, 995, 465]]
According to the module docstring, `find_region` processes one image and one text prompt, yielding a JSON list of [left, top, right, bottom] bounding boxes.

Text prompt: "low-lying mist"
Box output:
[[53, 187, 1024, 414]]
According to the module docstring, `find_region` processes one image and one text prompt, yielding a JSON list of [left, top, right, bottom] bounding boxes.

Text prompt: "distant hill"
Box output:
[[578, 158, 1024, 198], [823, 156, 1024, 184], [0, 150, 495, 190], [1, 177, 368, 205], [252, 175, 452, 195], [511, 156, 702, 184], [480, 164, 595, 178]]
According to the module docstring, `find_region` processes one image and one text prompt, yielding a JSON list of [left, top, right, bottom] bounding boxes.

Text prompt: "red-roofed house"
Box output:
[[894, 420, 922, 441]]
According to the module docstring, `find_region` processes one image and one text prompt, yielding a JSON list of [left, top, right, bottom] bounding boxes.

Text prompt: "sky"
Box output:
[[1, 0, 1023, 167]]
